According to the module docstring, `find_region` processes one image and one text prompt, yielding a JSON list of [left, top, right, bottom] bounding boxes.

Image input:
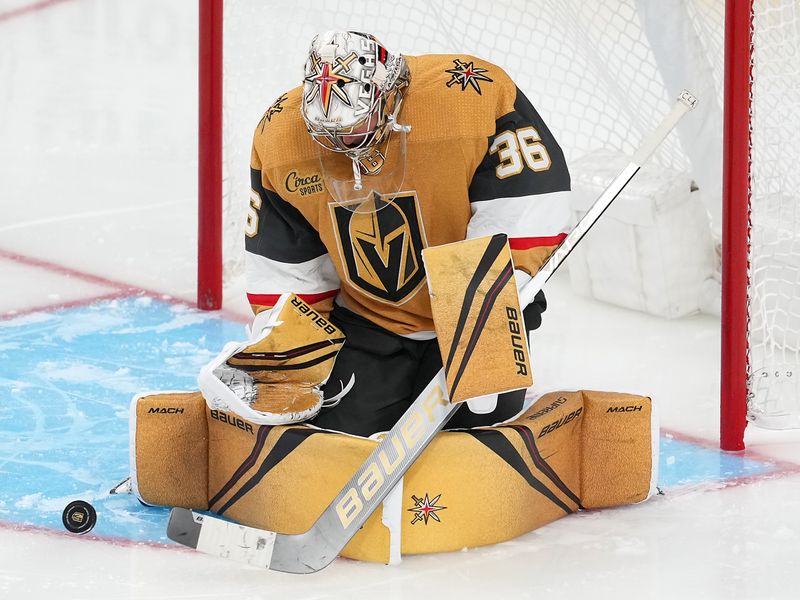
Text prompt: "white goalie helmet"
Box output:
[[301, 31, 411, 199]]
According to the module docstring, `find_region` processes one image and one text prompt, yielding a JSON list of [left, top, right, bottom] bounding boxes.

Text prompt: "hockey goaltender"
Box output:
[[125, 31, 658, 569]]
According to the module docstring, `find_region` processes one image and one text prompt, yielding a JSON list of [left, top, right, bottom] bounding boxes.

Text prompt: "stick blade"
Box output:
[[167, 508, 202, 549], [167, 508, 278, 569]]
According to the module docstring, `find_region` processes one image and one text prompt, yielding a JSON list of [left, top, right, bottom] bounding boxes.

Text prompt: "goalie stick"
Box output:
[[167, 90, 698, 574]]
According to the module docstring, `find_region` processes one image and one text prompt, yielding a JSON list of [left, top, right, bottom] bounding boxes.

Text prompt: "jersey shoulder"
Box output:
[[403, 54, 518, 141], [251, 86, 320, 172], [250, 55, 525, 169]]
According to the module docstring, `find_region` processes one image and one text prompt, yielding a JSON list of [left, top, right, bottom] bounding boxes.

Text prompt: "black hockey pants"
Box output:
[[310, 291, 546, 437]]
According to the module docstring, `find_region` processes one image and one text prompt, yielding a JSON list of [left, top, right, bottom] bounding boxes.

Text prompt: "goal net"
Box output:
[[205, 0, 800, 447], [742, 1, 800, 433]]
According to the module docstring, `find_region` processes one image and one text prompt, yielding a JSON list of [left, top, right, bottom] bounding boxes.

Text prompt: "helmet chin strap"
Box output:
[[349, 100, 411, 192], [352, 159, 364, 192], [388, 114, 412, 134]]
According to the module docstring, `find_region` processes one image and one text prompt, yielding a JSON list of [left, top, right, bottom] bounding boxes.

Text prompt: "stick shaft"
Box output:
[[271, 371, 455, 573], [519, 90, 697, 308]]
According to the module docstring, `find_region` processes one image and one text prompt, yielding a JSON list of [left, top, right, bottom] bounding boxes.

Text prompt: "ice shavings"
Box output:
[[613, 536, 647, 556], [37, 361, 142, 394], [115, 310, 217, 335], [163, 342, 217, 371], [14, 493, 44, 509], [0, 297, 251, 541], [15, 488, 109, 513], [54, 313, 130, 342], [0, 312, 56, 328]]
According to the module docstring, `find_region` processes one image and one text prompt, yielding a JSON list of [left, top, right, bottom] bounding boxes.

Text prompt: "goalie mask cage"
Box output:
[[197, 0, 800, 451]]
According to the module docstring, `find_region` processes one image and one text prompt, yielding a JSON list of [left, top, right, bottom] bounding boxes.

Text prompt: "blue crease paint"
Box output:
[[0, 297, 782, 543]]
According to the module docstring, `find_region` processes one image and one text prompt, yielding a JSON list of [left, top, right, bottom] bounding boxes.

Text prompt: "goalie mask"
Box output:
[[301, 31, 411, 211]]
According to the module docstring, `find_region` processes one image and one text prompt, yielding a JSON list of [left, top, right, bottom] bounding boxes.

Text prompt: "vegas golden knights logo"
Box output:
[[330, 192, 428, 304]]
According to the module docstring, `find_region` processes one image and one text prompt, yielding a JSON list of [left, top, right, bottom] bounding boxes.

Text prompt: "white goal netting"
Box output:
[[218, 0, 800, 428], [747, 0, 800, 428]]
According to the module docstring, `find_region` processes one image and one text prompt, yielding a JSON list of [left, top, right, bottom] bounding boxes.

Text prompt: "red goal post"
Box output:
[[720, 0, 752, 452], [197, 0, 223, 311], [197, 0, 800, 450], [721, 0, 800, 449]]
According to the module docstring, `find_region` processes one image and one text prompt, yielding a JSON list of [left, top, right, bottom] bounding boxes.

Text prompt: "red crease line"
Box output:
[[0, 248, 250, 323], [661, 426, 800, 486], [0, 0, 73, 23], [0, 519, 183, 552], [0, 248, 137, 292], [1, 290, 134, 320]]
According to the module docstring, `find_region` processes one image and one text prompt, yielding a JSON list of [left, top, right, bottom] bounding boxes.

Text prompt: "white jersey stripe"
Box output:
[[467, 191, 571, 241], [245, 251, 340, 296]]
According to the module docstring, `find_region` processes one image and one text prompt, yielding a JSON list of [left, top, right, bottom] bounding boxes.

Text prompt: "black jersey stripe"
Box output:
[[245, 168, 329, 264], [469, 87, 570, 203]]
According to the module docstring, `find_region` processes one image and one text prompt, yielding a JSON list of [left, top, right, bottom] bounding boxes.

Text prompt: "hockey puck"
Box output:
[[62, 500, 97, 534]]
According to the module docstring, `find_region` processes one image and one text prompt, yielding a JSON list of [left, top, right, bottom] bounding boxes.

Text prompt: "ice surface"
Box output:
[[1, 1, 799, 598]]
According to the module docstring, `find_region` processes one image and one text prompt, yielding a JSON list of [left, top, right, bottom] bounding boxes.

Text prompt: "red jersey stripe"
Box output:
[[508, 233, 567, 250], [247, 289, 339, 308]]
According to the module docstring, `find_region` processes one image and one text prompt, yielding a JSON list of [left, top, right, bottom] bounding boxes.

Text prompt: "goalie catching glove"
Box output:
[[198, 294, 349, 425]]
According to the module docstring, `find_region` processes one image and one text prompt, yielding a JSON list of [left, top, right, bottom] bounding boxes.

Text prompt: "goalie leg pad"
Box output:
[[579, 390, 659, 506], [130, 391, 209, 509], [130, 389, 657, 562]]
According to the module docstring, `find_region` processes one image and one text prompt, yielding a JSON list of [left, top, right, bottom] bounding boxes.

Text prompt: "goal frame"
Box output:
[[720, 0, 753, 452], [196, 0, 762, 451], [198, 0, 223, 311]]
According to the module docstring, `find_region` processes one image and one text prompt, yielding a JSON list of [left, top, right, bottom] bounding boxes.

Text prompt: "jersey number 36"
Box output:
[[490, 126, 552, 179]]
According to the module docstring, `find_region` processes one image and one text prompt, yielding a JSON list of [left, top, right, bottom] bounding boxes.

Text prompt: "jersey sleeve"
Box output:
[[245, 147, 340, 316], [466, 85, 571, 278]]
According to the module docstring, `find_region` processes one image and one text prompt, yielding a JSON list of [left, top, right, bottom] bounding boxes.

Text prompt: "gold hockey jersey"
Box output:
[[246, 54, 571, 336]]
